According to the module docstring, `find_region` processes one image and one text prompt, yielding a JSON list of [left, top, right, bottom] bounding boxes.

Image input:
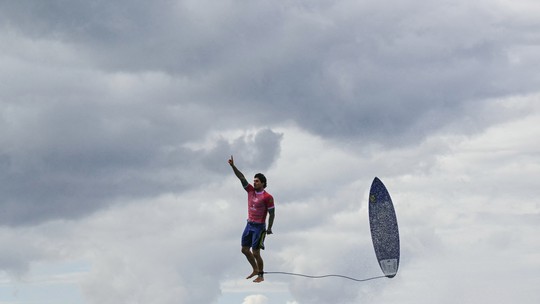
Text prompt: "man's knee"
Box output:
[[241, 247, 251, 255], [252, 249, 261, 258]]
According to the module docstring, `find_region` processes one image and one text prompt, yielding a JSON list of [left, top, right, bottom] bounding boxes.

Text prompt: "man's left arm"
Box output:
[[267, 208, 275, 234]]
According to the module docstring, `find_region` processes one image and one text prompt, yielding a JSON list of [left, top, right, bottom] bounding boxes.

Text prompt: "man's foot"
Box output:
[[253, 273, 264, 283], [246, 271, 258, 279]]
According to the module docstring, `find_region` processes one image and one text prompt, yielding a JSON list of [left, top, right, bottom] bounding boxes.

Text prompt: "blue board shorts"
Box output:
[[241, 221, 267, 250]]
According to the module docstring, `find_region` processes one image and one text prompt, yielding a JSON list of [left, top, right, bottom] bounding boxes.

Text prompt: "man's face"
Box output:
[[253, 178, 264, 191]]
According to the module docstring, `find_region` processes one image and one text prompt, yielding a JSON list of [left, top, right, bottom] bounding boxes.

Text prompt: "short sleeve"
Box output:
[[266, 195, 275, 209]]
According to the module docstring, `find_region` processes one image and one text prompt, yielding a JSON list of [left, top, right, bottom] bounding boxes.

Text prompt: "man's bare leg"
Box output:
[[241, 247, 259, 279], [252, 249, 265, 283]]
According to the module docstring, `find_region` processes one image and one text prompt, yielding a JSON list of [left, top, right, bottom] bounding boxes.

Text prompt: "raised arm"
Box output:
[[228, 155, 248, 187]]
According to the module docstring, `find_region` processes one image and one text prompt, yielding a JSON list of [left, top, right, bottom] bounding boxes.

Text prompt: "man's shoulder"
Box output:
[[264, 191, 274, 201]]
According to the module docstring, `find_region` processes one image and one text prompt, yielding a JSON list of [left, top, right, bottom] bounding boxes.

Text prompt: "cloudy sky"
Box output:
[[1, 0, 539, 303]]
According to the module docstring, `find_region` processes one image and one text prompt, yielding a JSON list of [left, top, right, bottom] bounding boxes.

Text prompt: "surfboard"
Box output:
[[368, 177, 400, 278]]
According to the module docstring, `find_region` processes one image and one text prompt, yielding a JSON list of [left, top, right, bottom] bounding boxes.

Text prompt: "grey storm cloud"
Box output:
[[0, 1, 539, 303], [1, 0, 539, 227], [3, 0, 538, 147], [0, 93, 283, 224]]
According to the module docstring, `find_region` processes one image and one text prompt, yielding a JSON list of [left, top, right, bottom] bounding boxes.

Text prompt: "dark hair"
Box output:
[[254, 173, 267, 188]]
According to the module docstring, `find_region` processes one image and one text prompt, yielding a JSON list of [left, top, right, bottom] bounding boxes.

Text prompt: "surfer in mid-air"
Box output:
[[228, 155, 275, 283]]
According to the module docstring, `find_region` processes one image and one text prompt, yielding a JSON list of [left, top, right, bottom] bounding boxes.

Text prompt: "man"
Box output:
[[228, 155, 275, 283]]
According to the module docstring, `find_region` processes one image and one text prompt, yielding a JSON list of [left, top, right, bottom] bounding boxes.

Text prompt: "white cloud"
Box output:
[[242, 294, 269, 304]]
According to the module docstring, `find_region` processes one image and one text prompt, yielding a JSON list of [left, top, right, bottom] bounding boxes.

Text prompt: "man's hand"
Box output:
[[228, 155, 234, 166], [266, 228, 273, 235]]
